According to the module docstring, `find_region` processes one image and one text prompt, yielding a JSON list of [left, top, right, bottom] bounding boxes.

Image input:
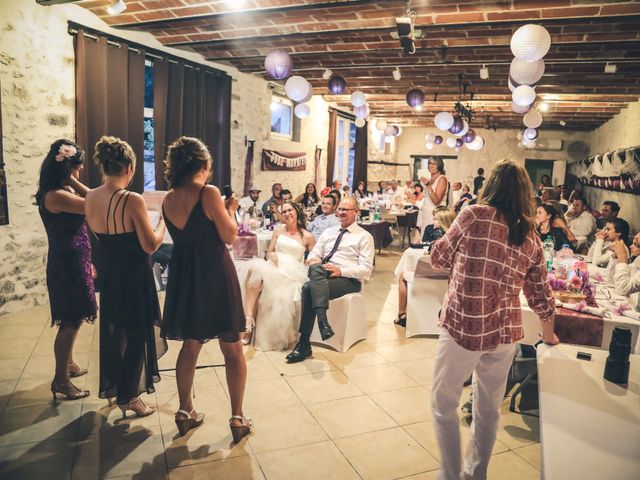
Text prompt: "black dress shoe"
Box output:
[[286, 341, 312, 363], [317, 316, 335, 341]]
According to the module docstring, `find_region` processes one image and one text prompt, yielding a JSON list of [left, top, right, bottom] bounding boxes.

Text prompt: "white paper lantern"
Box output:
[[294, 103, 310, 119], [284, 76, 311, 102], [351, 90, 366, 107], [511, 24, 551, 62], [512, 101, 531, 114], [517, 141, 526, 149], [523, 110, 543, 128], [384, 135, 393, 144], [355, 117, 365, 128], [375, 119, 388, 131], [467, 136, 484, 151], [454, 146, 462, 153], [524, 139, 536, 148], [434, 111, 454, 131], [426, 142, 434, 150], [384, 125, 395, 136], [524, 127, 538, 141], [456, 120, 469, 137], [513, 85, 536, 106], [446, 137, 457, 148], [510, 58, 545, 86], [425, 133, 436, 143]]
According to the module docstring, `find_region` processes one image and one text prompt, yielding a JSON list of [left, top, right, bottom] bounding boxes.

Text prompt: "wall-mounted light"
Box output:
[[604, 63, 617, 74], [107, 0, 126, 15], [479, 64, 489, 79], [392, 67, 401, 81], [322, 68, 333, 80]]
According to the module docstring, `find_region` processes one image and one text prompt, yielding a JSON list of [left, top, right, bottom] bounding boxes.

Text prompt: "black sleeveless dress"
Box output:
[[95, 190, 167, 404], [161, 187, 246, 343]]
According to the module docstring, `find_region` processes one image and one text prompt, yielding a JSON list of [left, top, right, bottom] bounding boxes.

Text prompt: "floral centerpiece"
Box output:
[[547, 260, 594, 303]]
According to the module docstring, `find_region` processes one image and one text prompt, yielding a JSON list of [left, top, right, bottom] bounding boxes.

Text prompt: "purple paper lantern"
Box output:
[[264, 49, 293, 80], [392, 125, 400, 136], [455, 138, 464, 148], [406, 89, 425, 108], [448, 117, 464, 135], [434, 135, 443, 145], [328, 75, 346, 94], [462, 129, 477, 143]]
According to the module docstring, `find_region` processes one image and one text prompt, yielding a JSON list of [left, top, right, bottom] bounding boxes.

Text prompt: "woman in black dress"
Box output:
[[535, 202, 576, 250], [36, 139, 97, 401], [84, 136, 167, 418], [161, 136, 250, 442]]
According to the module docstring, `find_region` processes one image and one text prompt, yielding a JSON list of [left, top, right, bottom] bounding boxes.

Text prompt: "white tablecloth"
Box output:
[[394, 247, 428, 278], [537, 344, 640, 480]]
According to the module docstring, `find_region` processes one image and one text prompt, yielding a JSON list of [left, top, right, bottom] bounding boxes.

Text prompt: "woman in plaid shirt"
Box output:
[[430, 159, 559, 480]]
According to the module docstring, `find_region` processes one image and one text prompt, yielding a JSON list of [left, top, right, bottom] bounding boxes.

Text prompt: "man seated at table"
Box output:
[[261, 182, 283, 217], [286, 197, 374, 363], [566, 197, 596, 251], [238, 185, 264, 213], [308, 194, 339, 240], [596, 200, 620, 229]]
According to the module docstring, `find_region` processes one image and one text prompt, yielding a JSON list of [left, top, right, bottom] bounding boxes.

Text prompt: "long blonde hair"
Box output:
[[479, 159, 536, 246], [434, 208, 456, 232]]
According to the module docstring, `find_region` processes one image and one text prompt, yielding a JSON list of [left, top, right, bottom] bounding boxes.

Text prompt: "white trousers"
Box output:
[[431, 328, 516, 480]]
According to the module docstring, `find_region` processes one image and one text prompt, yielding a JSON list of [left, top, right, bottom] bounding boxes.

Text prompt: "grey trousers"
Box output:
[[298, 264, 361, 340]]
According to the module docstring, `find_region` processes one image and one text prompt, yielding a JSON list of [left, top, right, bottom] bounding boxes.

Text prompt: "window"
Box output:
[[143, 60, 155, 191], [270, 95, 293, 139], [333, 117, 356, 186]]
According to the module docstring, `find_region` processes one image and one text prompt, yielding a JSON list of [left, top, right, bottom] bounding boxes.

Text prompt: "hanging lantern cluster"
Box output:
[[509, 24, 551, 147], [265, 50, 316, 120], [375, 118, 402, 141]]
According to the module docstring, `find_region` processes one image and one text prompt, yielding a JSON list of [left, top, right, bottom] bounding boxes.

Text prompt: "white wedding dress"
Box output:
[[245, 234, 309, 351]]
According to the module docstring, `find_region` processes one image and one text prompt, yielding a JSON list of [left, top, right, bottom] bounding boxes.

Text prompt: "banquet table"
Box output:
[[358, 221, 393, 251], [537, 344, 640, 480], [394, 247, 427, 277]]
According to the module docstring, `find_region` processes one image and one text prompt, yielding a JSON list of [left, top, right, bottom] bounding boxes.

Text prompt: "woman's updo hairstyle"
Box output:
[[164, 136, 211, 189], [94, 135, 136, 176]]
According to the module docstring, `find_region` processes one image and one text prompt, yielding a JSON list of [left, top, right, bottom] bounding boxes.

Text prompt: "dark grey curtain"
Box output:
[[353, 121, 368, 189], [75, 30, 145, 192], [153, 58, 232, 189], [326, 109, 337, 187]]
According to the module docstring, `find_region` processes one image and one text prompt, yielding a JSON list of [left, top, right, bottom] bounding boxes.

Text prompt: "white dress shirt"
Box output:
[[567, 211, 596, 244], [238, 195, 264, 211], [308, 213, 340, 240], [308, 222, 374, 282]]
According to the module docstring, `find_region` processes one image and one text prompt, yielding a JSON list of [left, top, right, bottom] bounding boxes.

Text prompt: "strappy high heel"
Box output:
[[229, 415, 252, 444], [393, 312, 407, 327], [68, 363, 88, 378], [242, 317, 255, 346], [51, 380, 90, 402], [175, 408, 205, 436], [118, 397, 155, 419]]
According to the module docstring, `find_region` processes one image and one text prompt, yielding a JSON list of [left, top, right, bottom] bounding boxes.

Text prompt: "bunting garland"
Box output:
[[261, 149, 307, 171]]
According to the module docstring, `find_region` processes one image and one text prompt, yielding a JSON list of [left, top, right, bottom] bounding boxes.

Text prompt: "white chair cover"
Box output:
[[310, 292, 367, 352]]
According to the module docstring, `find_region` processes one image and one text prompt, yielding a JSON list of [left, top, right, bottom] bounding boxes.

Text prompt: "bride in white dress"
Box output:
[[242, 201, 316, 351]]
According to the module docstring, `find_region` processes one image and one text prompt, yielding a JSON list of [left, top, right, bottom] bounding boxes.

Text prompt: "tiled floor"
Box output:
[[0, 251, 541, 479]]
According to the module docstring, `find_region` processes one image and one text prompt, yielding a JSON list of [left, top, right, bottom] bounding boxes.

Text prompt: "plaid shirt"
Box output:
[[431, 204, 555, 351]]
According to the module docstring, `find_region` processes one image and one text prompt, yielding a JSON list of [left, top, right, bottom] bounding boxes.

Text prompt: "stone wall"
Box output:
[[0, 0, 329, 314]]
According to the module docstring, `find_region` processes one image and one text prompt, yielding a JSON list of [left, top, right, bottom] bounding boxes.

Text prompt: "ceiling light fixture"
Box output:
[[559, 120, 567, 126], [392, 67, 402, 81], [479, 64, 489, 79], [604, 63, 617, 74], [322, 68, 333, 80], [107, 0, 126, 15], [539, 102, 549, 112]]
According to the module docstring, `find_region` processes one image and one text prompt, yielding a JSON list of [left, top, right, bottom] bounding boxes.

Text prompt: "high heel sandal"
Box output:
[[242, 317, 255, 346], [51, 380, 90, 401], [175, 408, 205, 436], [68, 363, 88, 378], [229, 415, 252, 444], [393, 313, 407, 327], [118, 397, 155, 419]]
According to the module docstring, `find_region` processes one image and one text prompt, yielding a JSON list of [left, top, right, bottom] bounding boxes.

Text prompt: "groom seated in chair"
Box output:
[[286, 197, 375, 363]]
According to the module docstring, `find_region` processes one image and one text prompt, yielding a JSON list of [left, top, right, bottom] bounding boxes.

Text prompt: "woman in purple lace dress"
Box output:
[[36, 139, 97, 401]]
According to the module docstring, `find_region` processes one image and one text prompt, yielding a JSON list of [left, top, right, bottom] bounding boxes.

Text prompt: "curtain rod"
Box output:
[[67, 21, 231, 77]]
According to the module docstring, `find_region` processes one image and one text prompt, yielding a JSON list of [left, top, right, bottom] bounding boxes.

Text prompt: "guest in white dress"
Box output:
[[242, 201, 315, 350], [417, 157, 448, 239], [611, 233, 640, 311], [587, 218, 630, 281]]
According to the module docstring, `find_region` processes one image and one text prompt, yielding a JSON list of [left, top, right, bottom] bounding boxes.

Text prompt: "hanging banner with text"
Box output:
[[261, 149, 306, 171]]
